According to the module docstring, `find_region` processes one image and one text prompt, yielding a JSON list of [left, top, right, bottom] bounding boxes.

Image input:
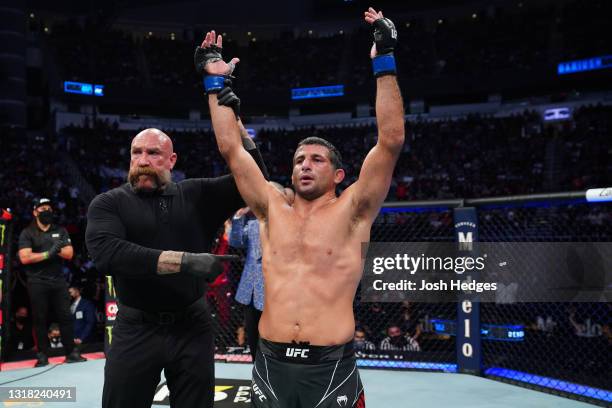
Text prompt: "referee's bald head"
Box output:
[[128, 128, 177, 193], [132, 128, 174, 153]]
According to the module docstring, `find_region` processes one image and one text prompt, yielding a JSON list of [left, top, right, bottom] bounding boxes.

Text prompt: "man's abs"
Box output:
[[259, 194, 372, 345], [258, 260, 363, 345]]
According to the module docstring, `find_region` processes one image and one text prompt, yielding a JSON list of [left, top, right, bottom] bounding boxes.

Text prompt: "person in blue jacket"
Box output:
[[229, 182, 292, 360], [68, 286, 97, 345]]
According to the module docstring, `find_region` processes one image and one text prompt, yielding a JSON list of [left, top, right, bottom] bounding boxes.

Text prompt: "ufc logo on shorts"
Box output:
[[251, 383, 266, 402], [285, 347, 309, 358]]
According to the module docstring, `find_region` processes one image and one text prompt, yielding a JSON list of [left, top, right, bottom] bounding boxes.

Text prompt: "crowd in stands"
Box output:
[[38, 1, 610, 94], [0, 129, 104, 360], [255, 111, 550, 199], [59, 106, 610, 201], [2, 101, 610, 360], [48, 21, 141, 87], [5, 0, 611, 365], [51, 104, 612, 314], [560, 104, 611, 191], [241, 33, 345, 93]]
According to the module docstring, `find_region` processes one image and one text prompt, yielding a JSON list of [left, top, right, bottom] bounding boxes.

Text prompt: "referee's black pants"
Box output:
[[28, 280, 75, 355], [102, 297, 215, 408]]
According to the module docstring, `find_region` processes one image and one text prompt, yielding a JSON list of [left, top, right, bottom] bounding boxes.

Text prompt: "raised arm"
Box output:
[[237, 118, 269, 180], [200, 31, 271, 220], [203, 118, 270, 222], [209, 93, 270, 220], [350, 9, 405, 221]]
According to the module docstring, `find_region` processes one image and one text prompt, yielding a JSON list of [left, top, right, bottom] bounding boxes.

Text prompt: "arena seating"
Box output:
[[43, 1, 610, 95]]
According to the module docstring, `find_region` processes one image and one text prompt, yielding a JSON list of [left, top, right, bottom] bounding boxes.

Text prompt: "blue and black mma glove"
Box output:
[[371, 17, 398, 77], [194, 44, 240, 117], [194, 44, 229, 93]]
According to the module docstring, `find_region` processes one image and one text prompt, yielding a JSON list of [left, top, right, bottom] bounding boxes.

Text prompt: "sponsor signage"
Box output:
[[154, 379, 252, 406]]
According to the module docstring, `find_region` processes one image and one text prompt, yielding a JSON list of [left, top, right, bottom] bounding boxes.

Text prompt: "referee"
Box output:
[[18, 198, 86, 366], [86, 123, 267, 406]]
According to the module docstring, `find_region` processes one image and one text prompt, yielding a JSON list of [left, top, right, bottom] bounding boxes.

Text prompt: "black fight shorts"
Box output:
[[251, 338, 365, 408]]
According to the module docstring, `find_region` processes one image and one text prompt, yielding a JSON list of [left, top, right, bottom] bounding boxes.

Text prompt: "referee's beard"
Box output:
[[128, 166, 172, 194]]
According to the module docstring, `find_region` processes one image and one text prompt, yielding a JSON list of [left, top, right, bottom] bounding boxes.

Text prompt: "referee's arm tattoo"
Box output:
[[157, 251, 184, 275]]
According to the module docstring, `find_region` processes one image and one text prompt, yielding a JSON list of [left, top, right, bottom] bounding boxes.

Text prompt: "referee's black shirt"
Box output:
[[85, 176, 245, 312]]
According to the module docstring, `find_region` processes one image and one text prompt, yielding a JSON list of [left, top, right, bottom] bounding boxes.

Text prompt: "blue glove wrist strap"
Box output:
[[204, 75, 225, 93], [372, 54, 397, 77]]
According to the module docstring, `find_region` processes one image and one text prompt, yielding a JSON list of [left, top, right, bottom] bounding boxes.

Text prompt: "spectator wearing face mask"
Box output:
[[48, 323, 64, 349], [17, 198, 86, 367], [8, 306, 35, 353], [357, 302, 389, 344], [353, 327, 376, 352], [379, 325, 421, 352]]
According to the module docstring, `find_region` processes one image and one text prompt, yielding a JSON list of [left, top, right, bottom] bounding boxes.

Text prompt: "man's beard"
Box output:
[[128, 167, 171, 193], [294, 179, 323, 201], [296, 188, 320, 201]]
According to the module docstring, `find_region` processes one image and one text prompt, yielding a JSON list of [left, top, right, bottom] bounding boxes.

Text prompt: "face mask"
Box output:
[[16, 316, 27, 324], [50, 336, 60, 344], [390, 335, 405, 346], [354, 339, 365, 348], [37, 210, 54, 225]]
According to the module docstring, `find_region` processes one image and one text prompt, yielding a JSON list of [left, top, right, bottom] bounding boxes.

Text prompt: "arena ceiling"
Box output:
[[26, 0, 522, 24]]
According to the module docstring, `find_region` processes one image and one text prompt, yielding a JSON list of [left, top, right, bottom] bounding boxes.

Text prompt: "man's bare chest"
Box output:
[[263, 207, 360, 256]]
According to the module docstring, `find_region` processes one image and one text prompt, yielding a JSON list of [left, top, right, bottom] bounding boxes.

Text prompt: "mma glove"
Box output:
[[194, 43, 237, 94], [371, 16, 398, 77], [194, 44, 223, 74], [180, 252, 238, 283]]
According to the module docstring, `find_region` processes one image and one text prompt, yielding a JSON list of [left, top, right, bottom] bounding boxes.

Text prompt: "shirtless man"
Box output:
[[203, 8, 403, 407]]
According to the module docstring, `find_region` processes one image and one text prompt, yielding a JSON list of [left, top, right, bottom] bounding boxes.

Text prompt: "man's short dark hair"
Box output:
[[296, 137, 343, 170]]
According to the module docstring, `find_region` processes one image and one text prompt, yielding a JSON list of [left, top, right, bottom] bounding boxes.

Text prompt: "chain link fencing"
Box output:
[[199, 196, 611, 405]]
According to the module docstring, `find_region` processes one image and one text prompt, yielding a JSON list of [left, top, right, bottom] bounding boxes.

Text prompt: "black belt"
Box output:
[[118, 297, 208, 325]]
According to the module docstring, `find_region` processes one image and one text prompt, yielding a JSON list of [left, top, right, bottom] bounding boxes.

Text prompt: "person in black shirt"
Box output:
[[18, 197, 86, 366], [8, 306, 35, 354], [86, 124, 267, 408]]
